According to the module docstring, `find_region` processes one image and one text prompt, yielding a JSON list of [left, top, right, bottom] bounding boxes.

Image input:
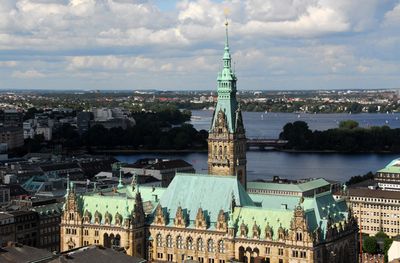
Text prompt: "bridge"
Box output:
[[246, 138, 288, 150]]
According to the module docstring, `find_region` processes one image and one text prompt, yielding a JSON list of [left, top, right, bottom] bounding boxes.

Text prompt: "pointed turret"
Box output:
[[118, 170, 123, 189]]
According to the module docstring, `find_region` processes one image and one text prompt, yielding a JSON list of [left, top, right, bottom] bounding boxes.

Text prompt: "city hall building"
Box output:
[[61, 23, 359, 263]]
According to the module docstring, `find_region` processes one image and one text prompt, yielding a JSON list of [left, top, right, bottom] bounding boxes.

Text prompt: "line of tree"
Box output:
[[279, 120, 400, 152], [18, 108, 208, 155], [53, 108, 207, 150]]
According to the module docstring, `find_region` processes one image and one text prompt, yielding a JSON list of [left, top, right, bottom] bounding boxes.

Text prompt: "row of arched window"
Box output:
[[156, 234, 225, 253], [214, 145, 228, 159]]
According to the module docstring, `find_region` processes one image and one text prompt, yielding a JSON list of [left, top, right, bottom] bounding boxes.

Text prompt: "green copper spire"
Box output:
[[210, 20, 238, 133], [223, 20, 231, 68]]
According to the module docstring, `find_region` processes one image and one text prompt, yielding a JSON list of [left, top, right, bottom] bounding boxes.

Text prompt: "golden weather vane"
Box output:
[[223, 6, 231, 24]]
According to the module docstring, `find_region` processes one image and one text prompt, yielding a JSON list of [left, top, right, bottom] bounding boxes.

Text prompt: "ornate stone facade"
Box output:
[[60, 181, 146, 258], [60, 23, 359, 263]]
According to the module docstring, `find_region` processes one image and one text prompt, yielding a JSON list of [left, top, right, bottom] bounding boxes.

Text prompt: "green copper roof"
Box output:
[[302, 192, 347, 236], [247, 178, 330, 193], [247, 190, 349, 239], [249, 194, 300, 210], [378, 158, 400, 173], [158, 173, 254, 224], [75, 185, 165, 225], [233, 206, 293, 240]]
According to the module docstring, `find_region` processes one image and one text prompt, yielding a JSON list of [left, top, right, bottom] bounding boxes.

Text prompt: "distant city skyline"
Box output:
[[0, 0, 399, 91]]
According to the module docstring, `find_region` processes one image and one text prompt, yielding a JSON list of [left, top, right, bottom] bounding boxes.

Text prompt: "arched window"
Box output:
[[114, 234, 121, 247], [197, 238, 204, 251], [219, 146, 222, 155], [177, 236, 183, 249], [166, 235, 173, 248], [156, 234, 162, 247], [207, 239, 214, 252], [218, 240, 225, 253], [296, 232, 303, 241], [223, 146, 227, 157], [187, 237, 193, 250]]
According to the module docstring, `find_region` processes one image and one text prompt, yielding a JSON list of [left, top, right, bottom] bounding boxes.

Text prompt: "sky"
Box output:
[[0, 0, 400, 91]]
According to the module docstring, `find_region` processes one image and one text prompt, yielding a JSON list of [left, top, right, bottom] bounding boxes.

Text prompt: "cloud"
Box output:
[[0, 0, 399, 90], [12, 70, 45, 78], [383, 3, 400, 27], [0, 61, 17, 67]]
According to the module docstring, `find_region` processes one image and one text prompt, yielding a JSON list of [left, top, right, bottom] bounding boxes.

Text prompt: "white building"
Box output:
[[388, 240, 400, 262], [36, 126, 52, 141]]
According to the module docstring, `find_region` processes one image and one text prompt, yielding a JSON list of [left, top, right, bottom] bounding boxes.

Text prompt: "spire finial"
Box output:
[[66, 173, 70, 192], [118, 169, 123, 189], [224, 19, 229, 49]]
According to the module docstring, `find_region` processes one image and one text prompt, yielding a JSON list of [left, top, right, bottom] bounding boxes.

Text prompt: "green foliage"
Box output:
[[346, 172, 374, 186], [280, 121, 400, 152], [339, 120, 359, 129], [78, 109, 206, 150], [363, 236, 378, 254], [279, 121, 312, 150], [383, 238, 393, 253], [375, 231, 389, 240]]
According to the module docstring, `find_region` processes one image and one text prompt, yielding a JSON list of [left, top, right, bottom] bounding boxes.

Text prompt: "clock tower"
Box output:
[[207, 21, 247, 188]]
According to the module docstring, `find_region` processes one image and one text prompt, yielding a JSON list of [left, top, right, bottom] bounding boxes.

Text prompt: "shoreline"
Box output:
[[87, 148, 399, 155], [90, 148, 208, 155]]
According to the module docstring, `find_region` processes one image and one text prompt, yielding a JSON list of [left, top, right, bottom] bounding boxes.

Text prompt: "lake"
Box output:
[[115, 111, 400, 183], [189, 110, 400, 138]]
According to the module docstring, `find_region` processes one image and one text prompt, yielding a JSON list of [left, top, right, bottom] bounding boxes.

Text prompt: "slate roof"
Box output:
[[49, 245, 146, 263], [0, 244, 55, 263], [348, 188, 400, 199]]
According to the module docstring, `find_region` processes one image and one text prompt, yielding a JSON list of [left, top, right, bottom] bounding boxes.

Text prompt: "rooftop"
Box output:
[[247, 178, 330, 193], [157, 173, 254, 224], [348, 188, 400, 200], [49, 245, 146, 263], [0, 243, 54, 263], [377, 158, 400, 174]]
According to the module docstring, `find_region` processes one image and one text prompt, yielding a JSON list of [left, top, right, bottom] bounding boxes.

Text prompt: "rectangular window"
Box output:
[[198, 257, 204, 263], [95, 230, 99, 236], [279, 259, 283, 263], [265, 247, 270, 255], [157, 253, 163, 259], [278, 248, 284, 256], [167, 254, 173, 261]]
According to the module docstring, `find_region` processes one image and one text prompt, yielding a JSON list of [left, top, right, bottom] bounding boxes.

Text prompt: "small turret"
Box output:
[[118, 169, 124, 189]]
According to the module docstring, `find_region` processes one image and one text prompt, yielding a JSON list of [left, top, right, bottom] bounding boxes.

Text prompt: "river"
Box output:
[[115, 111, 400, 183]]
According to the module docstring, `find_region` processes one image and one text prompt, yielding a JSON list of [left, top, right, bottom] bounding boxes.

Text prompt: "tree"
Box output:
[[279, 121, 312, 150], [339, 120, 359, 129], [363, 236, 378, 254], [383, 237, 393, 262], [375, 231, 389, 240]]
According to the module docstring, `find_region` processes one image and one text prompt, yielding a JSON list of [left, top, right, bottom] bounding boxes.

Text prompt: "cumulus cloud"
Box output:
[[12, 70, 45, 78], [0, 0, 399, 90]]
